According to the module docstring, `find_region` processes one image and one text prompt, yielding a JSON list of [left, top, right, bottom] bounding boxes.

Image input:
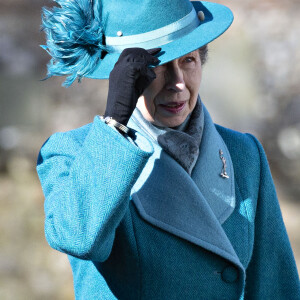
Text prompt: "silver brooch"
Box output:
[[219, 149, 229, 179]]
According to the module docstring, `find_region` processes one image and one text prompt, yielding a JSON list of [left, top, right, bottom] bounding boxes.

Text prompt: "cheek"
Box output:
[[185, 68, 202, 112], [186, 68, 202, 95], [193, 66, 202, 85]]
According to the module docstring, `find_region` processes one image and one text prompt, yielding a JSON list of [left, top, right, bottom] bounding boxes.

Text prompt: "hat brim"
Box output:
[[86, 1, 233, 79]]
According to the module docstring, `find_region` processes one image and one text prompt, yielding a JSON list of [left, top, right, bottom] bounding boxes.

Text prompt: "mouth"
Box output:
[[158, 101, 186, 114]]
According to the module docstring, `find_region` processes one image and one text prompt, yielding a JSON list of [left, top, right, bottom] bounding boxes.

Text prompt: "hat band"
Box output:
[[106, 8, 200, 52]]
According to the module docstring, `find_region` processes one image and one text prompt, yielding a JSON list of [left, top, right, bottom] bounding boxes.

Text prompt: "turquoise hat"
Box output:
[[42, 0, 233, 86]]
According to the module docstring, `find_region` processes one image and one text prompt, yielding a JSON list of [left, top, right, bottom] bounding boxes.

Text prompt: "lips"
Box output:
[[159, 101, 186, 113]]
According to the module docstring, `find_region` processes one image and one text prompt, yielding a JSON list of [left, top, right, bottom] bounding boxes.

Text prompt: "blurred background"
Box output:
[[0, 0, 299, 299]]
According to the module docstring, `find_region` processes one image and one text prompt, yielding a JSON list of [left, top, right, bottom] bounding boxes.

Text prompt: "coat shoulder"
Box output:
[[215, 124, 261, 165]]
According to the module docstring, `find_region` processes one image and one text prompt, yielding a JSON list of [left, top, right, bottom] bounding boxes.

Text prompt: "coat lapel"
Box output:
[[128, 105, 242, 269], [191, 106, 236, 224]]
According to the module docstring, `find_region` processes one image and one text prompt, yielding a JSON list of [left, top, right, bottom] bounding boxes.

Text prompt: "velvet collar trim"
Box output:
[[132, 97, 204, 174]]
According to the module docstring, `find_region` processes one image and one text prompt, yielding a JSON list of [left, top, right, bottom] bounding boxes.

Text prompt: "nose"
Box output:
[[164, 62, 185, 93]]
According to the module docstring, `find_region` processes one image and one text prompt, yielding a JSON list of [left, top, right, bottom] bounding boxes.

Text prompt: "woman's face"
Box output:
[[137, 50, 202, 128]]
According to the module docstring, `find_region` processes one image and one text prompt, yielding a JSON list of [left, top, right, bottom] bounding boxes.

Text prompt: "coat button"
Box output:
[[221, 266, 239, 283]]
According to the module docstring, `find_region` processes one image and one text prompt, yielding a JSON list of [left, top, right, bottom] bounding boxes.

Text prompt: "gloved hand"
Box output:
[[104, 47, 161, 125]]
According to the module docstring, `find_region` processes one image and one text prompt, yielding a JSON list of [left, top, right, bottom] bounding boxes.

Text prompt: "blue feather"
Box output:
[[41, 0, 108, 87]]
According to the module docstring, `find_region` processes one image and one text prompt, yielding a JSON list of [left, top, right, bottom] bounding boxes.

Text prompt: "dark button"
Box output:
[[221, 266, 239, 283]]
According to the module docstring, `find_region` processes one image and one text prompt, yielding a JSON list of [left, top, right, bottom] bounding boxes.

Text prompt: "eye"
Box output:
[[184, 56, 194, 63]]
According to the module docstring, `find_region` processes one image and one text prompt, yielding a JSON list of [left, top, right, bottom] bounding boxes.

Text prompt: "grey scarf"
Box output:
[[131, 97, 204, 175]]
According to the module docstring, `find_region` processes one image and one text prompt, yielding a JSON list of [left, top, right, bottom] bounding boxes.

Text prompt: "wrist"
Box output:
[[104, 109, 130, 126], [101, 116, 132, 136]]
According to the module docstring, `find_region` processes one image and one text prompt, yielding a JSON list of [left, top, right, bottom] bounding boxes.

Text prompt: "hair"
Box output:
[[41, 0, 108, 87], [199, 45, 208, 65]]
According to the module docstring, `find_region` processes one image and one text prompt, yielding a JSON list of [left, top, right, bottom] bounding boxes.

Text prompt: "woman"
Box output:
[[37, 0, 300, 299]]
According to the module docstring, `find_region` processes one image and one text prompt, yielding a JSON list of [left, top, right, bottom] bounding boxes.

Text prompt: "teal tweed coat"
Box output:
[[37, 107, 300, 300]]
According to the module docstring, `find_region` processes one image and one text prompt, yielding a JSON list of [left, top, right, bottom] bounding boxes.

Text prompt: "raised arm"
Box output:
[[37, 116, 153, 262]]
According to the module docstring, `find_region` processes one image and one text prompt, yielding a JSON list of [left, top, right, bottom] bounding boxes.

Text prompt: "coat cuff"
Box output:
[[96, 116, 154, 155]]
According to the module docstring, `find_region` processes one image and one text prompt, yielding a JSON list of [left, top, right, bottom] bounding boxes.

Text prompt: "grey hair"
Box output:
[[199, 45, 208, 65]]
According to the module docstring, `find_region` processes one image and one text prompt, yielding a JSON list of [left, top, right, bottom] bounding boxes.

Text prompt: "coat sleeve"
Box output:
[[36, 116, 153, 262], [244, 134, 300, 299]]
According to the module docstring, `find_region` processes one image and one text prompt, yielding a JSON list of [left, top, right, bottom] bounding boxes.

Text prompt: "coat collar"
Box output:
[[128, 104, 241, 269]]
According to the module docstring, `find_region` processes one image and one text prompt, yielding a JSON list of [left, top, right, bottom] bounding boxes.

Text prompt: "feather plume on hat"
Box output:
[[41, 0, 108, 86]]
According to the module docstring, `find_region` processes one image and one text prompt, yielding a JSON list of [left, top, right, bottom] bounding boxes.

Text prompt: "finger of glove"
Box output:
[[140, 65, 157, 80], [109, 59, 144, 83], [118, 48, 149, 62], [146, 48, 161, 66], [127, 53, 159, 67], [128, 55, 159, 69], [114, 48, 160, 76], [142, 49, 161, 65], [122, 48, 159, 66], [113, 48, 143, 67], [146, 48, 161, 56], [126, 61, 152, 79], [136, 67, 157, 93]]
